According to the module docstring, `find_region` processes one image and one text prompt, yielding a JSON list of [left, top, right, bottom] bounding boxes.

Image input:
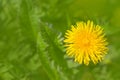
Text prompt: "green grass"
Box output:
[[0, 0, 120, 80]]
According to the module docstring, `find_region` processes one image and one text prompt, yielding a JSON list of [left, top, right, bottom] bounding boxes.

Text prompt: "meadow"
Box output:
[[0, 0, 120, 80]]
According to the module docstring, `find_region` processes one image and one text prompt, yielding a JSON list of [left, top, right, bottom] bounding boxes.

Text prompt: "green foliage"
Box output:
[[0, 0, 120, 80]]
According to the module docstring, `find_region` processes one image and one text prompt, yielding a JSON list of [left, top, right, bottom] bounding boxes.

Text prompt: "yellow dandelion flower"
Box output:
[[64, 20, 108, 65]]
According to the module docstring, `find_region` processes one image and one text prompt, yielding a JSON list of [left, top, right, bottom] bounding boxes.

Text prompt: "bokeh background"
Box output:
[[0, 0, 120, 80]]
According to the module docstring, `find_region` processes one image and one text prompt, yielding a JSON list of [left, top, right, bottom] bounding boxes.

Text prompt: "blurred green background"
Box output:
[[0, 0, 120, 80]]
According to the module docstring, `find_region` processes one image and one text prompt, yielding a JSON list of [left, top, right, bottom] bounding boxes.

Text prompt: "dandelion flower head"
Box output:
[[64, 20, 108, 65]]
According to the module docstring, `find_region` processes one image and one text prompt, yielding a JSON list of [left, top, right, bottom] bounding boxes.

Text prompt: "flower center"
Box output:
[[83, 38, 90, 47], [74, 32, 93, 49]]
